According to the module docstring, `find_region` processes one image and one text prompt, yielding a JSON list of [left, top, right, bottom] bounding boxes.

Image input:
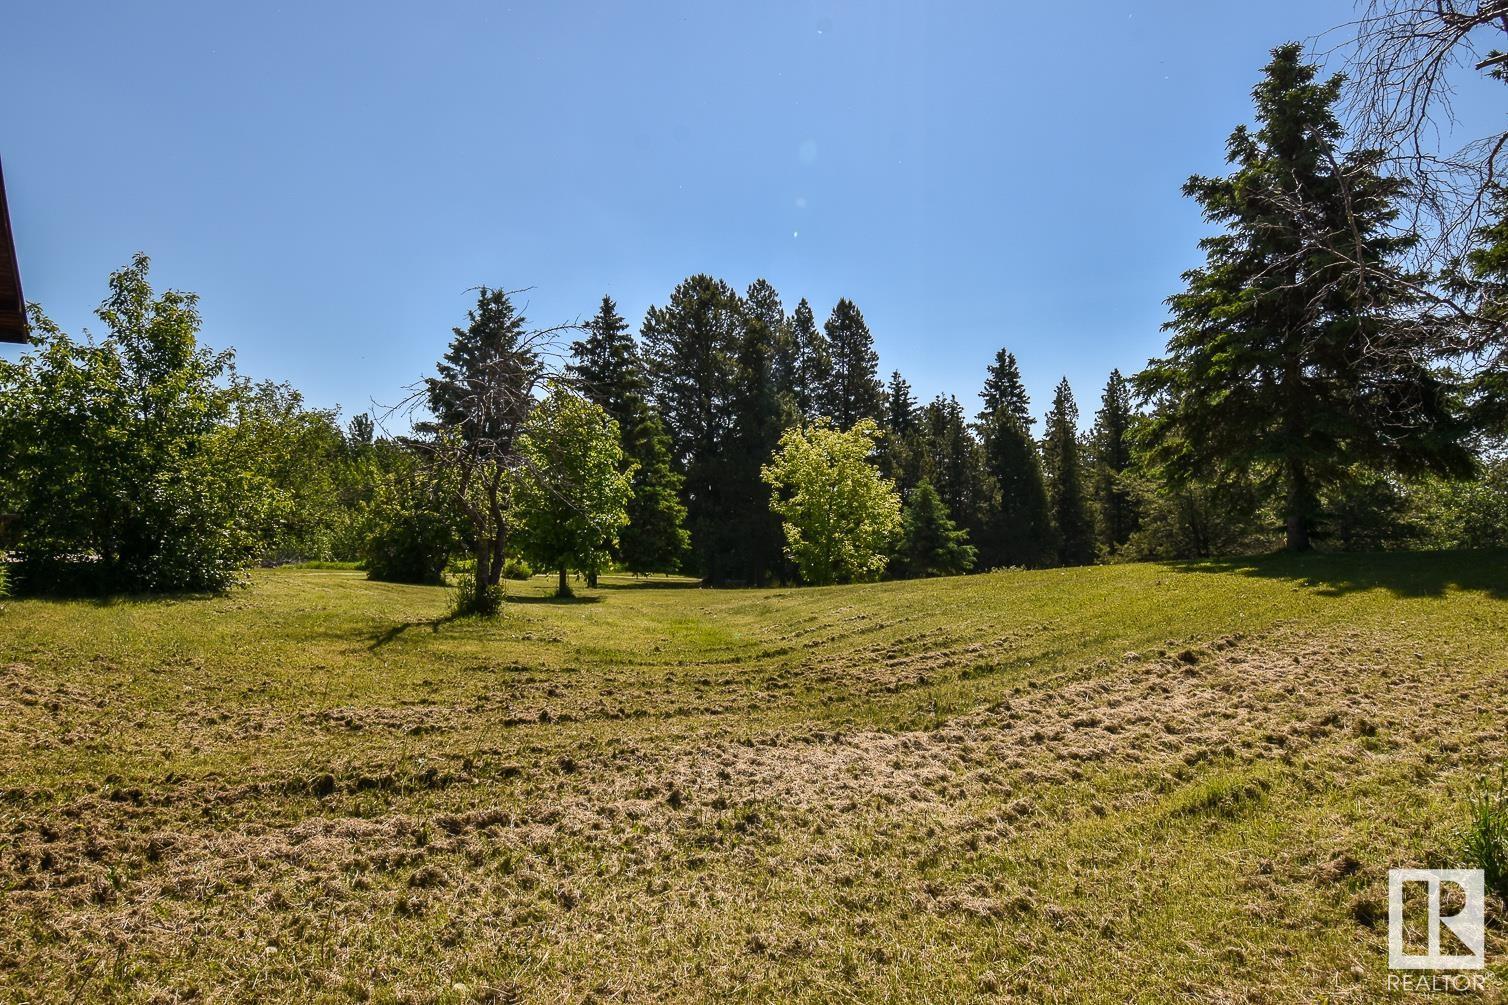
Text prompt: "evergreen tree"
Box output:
[[884, 370, 919, 435], [726, 286, 790, 584], [976, 416, 1056, 569], [1091, 369, 1139, 554], [896, 480, 977, 578], [569, 294, 687, 582], [919, 395, 989, 539], [792, 298, 833, 420], [877, 370, 921, 496], [568, 295, 645, 434], [822, 298, 884, 428], [1136, 44, 1473, 551], [640, 275, 744, 582], [745, 279, 800, 414], [618, 404, 690, 574], [1042, 378, 1096, 565], [979, 348, 1033, 429], [424, 286, 541, 596]]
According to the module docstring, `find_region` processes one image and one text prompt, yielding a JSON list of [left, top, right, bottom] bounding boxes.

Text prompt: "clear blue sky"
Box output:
[[3, 1, 1491, 425]]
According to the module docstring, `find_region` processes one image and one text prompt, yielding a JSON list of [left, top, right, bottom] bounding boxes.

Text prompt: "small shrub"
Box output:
[[450, 576, 504, 618], [502, 557, 533, 581], [1461, 771, 1508, 898]]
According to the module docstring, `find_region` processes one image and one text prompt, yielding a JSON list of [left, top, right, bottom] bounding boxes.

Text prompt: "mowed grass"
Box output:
[[1, 553, 1506, 1003]]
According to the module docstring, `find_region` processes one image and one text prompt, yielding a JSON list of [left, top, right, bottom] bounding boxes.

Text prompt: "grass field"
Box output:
[[2, 553, 1506, 1003]]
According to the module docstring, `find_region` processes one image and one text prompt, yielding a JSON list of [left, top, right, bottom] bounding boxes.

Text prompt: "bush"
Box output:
[[502, 557, 533, 581], [450, 575, 504, 617], [1461, 771, 1508, 898], [360, 470, 458, 584]]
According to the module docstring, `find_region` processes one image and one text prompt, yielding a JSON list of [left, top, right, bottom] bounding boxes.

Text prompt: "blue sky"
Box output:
[[2, 1, 1498, 425]]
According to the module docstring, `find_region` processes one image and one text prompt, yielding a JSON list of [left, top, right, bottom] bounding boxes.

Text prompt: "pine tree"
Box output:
[[640, 275, 744, 582], [897, 480, 977, 578], [791, 298, 832, 420], [1136, 44, 1473, 551], [1091, 369, 1139, 554], [979, 348, 1033, 429], [822, 298, 884, 428], [1042, 378, 1096, 565]]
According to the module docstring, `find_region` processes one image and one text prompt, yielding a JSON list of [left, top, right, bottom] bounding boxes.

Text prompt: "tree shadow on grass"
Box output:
[[366, 611, 468, 650], [504, 593, 603, 605], [1160, 549, 1508, 600]]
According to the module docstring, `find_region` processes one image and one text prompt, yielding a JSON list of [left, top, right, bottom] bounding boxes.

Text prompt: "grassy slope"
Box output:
[[1, 553, 1506, 1003]]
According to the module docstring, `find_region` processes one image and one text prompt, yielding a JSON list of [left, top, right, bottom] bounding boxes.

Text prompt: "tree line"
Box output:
[[1, 42, 1506, 599]]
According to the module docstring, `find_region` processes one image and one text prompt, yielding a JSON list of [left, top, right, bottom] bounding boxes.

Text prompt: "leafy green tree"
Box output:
[[1136, 44, 1473, 551], [424, 286, 542, 601], [761, 419, 902, 585], [822, 298, 884, 428], [896, 480, 976, 578], [1090, 369, 1139, 555], [1042, 378, 1096, 565], [641, 275, 744, 582], [791, 298, 832, 420], [0, 255, 271, 593], [513, 384, 634, 597], [223, 379, 349, 563]]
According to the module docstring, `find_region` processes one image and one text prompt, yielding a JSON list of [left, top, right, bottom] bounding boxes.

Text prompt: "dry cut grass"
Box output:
[[0, 552, 1506, 1003]]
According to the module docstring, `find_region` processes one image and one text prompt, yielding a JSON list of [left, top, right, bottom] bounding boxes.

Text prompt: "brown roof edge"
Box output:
[[0, 156, 28, 343]]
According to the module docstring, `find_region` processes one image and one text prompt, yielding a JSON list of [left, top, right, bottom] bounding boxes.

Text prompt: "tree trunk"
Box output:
[[557, 566, 572, 598], [1285, 459, 1312, 552]]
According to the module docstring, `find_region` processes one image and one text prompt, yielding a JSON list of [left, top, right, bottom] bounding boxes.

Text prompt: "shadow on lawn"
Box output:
[[1162, 549, 1508, 600]]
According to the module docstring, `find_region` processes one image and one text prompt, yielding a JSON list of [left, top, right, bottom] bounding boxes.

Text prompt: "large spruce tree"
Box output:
[[1042, 378, 1096, 566], [978, 348, 1034, 429], [791, 298, 833, 420], [640, 275, 745, 582], [976, 359, 1056, 569], [822, 298, 884, 428], [896, 480, 977, 578], [1136, 44, 1473, 550], [920, 395, 989, 540], [725, 283, 792, 584], [569, 295, 687, 577], [1091, 369, 1139, 555], [568, 296, 645, 433]]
